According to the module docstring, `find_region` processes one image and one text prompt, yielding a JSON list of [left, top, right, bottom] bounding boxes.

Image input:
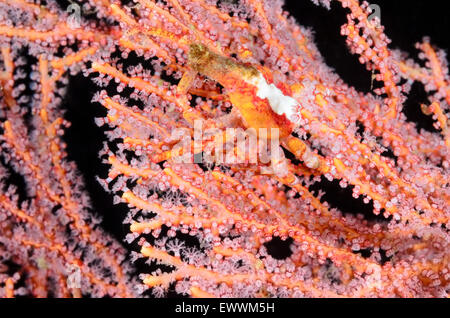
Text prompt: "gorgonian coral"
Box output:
[[0, 0, 448, 298]]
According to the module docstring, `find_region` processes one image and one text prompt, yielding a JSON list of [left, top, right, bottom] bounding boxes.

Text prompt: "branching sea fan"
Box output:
[[0, 0, 448, 298]]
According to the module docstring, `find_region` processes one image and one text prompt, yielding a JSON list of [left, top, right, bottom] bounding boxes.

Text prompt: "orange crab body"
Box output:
[[187, 43, 295, 139]]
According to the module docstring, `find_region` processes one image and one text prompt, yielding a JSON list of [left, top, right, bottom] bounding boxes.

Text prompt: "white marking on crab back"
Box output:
[[247, 73, 298, 123]]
